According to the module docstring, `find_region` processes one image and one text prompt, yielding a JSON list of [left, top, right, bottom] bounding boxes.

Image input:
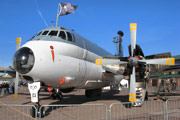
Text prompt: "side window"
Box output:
[[67, 32, 73, 42], [49, 31, 58, 36], [42, 31, 49, 35], [59, 31, 66, 40], [37, 31, 42, 36], [71, 33, 75, 42]]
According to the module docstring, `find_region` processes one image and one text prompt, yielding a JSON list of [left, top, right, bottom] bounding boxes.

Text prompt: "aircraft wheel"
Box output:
[[30, 106, 36, 118], [56, 92, 63, 100], [96, 89, 102, 97], [39, 106, 45, 118], [51, 94, 56, 100], [85, 89, 102, 98], [85, 90, 92, 98]]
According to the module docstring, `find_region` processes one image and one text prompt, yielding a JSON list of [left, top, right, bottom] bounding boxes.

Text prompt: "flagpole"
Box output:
[[56, 3, 62, 27]]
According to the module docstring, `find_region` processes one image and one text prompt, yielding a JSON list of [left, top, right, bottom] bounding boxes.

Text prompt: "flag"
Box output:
[[58, 3, 78, 16]]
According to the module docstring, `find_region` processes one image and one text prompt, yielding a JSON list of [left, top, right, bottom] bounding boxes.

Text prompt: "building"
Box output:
[[149, 55, 180, 90]]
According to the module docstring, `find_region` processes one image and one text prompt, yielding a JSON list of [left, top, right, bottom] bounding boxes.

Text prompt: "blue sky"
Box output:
[[0, 0, 180, 66]]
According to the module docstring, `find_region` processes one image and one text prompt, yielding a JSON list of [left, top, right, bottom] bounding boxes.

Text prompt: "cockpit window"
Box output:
[[42, 31, 49, 35], [59, 31, 66, 40], [67, 32, 73, 41], [49, 31, 58, 36], [37, 31, 42, 36]]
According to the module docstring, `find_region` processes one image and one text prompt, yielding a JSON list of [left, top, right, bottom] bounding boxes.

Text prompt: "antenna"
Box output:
[[50, 21, 55, 26], [113, 31, 124, 56]]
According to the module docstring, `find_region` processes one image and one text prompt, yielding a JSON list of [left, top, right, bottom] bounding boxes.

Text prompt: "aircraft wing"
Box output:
[[0, 66, 16, 77]]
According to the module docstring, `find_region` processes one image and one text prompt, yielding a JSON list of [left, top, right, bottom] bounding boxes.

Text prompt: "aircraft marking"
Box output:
[[60, 78, 66, 85], [16, 37, 21, 44], [50, 45, 55, 62], [129, 98, 136, 102]]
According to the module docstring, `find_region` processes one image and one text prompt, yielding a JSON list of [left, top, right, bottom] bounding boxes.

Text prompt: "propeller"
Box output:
[[95, 23, 175, 103], [14, 37, 21, 99]]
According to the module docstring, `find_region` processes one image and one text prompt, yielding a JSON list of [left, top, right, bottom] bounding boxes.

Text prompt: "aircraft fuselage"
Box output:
[[13, 27, 112, 89]]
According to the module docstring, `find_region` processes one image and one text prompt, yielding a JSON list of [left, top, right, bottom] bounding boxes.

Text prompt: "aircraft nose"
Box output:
[[13, 47, 35, 74]]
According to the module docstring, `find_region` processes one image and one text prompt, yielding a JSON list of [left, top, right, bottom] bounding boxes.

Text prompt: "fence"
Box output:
[[39, 104, 108, 120], [0, 104, 37, 120], [110, 100, 166, 120], [0, 99, 180, 120], [166, 99, 180, 120]]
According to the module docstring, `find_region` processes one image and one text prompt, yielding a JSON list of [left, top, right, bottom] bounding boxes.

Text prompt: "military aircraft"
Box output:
[[0, 23, 175, 117]]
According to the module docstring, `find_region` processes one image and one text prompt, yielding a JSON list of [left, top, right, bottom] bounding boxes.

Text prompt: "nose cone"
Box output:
[[13, 47, 35, 74]]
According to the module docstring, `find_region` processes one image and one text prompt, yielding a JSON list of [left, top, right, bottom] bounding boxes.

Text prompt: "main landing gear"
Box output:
[[51, 88, 63, 100], [85, 88, 102, 98]]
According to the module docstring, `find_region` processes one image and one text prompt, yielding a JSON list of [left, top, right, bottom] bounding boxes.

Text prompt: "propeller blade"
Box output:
[[14, 37, 21, 99], [139, 58, 175, 65], [16, 37, 21, 50], [145, 52, 171, 59], [130, 23, 137, 57], [129, 66, 136, 102], [95, 59, 127, 65]]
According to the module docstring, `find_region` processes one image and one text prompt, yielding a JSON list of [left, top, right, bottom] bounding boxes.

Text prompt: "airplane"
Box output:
[[0, 23, 175, 117]]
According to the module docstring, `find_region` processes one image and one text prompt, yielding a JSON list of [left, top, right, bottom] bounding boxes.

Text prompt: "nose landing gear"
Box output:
[[28, 82, 45, 118]]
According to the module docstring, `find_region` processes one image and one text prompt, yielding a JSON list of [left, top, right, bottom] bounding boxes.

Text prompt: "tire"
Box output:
[[56, 92, 63, 100], [30, 106, 36, 118], [51, 94, 56, 100], [85, 89, 102, 98], [39, 106, 45, 118]]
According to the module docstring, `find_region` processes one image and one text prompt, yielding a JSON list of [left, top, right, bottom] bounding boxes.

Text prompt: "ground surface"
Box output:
[[0, 87, 180, 120]]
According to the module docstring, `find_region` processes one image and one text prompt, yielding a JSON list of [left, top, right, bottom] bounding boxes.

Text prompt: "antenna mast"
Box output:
[[113, 31, 124, 56]]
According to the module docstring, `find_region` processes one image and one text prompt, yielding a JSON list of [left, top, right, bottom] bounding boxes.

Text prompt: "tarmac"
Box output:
[[0, 86, 180, 120]]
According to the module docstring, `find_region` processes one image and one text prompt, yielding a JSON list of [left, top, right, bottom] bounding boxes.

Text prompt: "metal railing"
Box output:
[[109, 100, 165, 120], [0, 104, 37, 120], [165, 98, 180, 120], [39, 104, 108, 120], [0, 99, 180, 120]]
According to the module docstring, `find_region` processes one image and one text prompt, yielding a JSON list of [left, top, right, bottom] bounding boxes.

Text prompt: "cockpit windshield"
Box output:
[[37, 31, 42, 36], [59, 31, 66, 40], [29, 27, 75, 42], [49, 31, 58, 36], [42, 31, 49, 35]]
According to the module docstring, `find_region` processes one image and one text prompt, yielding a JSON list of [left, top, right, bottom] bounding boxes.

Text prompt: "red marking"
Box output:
[[135, 56, 140, 60], [50, 46, 54, 49], [135, 56, 140, 68], [59, 78, 66, 85], [47, 85, 51, 96], [50, 45, 55, 62], [51, 50, 55, 62], [128, 56, 132, 60]]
